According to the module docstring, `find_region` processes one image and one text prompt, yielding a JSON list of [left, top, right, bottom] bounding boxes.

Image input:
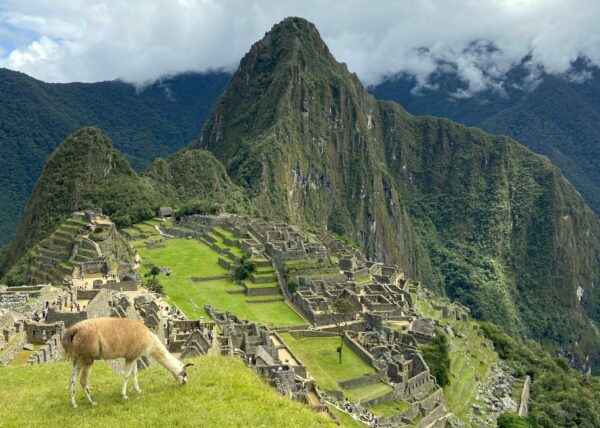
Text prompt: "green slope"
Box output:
[[2, 127, 166, 276], [0, 68, 228, 245], [193, 17, 600, 371], [0, 356, 335, 428]]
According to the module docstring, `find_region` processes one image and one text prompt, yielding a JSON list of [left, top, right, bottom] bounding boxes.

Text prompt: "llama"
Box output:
[[61, 317, 193, 408]]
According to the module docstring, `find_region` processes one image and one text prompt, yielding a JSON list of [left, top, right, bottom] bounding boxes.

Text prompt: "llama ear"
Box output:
[[184, 363, 194, 367]]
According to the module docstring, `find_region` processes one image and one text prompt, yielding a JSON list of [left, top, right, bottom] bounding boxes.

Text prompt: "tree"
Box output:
[[421, 328, 451, 387], [229, 251, 254, 282], [146, 276, 163, 294], [149, 266, 161, 277], [497, 413, 532, 428], [329, 297, 355, 363]]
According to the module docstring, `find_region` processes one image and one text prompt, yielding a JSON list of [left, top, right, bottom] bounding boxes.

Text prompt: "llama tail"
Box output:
[[61, 325, 80, 357]]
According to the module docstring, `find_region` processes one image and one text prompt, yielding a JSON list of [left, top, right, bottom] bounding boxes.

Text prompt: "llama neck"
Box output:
[[148, 333, 183, 376]]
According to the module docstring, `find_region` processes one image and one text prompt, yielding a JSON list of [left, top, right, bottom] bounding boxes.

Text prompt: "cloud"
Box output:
[[0, 0, 599, 94]]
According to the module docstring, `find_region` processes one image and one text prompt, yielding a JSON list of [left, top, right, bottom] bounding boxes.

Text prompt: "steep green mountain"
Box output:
[[370, 63, 600, 216], [145, 149, 247, 211], [2, 127, 166, 277], [193, 17, 600, 371], [1, 128, 247, 281], [0, 69, 228, 245]]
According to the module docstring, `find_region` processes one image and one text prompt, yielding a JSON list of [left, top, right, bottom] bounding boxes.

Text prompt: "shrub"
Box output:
[[420, 329, 451, 387]]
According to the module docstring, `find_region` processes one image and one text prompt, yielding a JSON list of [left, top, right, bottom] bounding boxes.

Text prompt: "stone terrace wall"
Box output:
[[343, 332, 373, 365], [0, 331, 26, 366], [28, 334, 64, 364], [338, 374, 380, 390]]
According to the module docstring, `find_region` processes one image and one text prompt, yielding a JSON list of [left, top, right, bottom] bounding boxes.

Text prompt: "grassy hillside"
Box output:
[[0, 356, 335, 428]]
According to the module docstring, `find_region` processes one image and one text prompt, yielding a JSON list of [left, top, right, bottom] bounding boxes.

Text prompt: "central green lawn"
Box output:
[[279, 333, 375, 395], [134, 237, 303, 327], [0, 356, 336, 428]]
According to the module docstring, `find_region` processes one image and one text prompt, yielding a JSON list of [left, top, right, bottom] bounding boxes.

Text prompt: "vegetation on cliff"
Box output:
[[482, 322, 600, 427], [193, 17, 600, 370], [0, 68, 228, 246]]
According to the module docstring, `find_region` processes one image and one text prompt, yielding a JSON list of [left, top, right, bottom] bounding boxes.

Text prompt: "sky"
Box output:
[[1, 0, 599, 95]]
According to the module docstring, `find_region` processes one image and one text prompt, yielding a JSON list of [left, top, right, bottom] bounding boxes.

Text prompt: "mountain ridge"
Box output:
[[193, 17, 600, 371], [0, 68, 228, 245], [3, 17, 600, 373]]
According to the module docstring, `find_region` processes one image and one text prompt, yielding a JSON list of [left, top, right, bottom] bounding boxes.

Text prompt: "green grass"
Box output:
[[344, 381, 393, 403], [279, 333, 375, 394], [213, 226, 238, 240], [134, 236, 303, 327], [354, 275, 371, 284], [327, 405, 364, 428], [369, 399, 411, 417], [0, 356, 335, 428], [245, 281, 280, 289], [9, 344, 43, 366]]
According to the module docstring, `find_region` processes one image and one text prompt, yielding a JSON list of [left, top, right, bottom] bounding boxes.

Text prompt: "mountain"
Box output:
[[145, 149, 246, 211], [1, 127, 166, 278], [193, 17, 600, 371], [370, 61, 600, 217], [1, 127, 245, 282], [0, 68, 229, 246], [4, 16, 600, 372]]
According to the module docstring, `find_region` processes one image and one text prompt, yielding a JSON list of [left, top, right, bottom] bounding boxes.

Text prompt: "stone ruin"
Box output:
[[204, 305, 324, 410]]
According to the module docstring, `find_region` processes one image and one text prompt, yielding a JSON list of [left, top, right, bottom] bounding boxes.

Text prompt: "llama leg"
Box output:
[[80, 363, 96, 405], [132, 360, 142, 394], [121, 359, 135, 400], [70, 362, 81, 408]]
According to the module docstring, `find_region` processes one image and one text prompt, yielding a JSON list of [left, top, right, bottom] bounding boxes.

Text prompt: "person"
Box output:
[[33, 312, 40, 322]]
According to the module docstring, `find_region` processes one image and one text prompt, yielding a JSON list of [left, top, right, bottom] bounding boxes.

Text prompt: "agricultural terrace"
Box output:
[[279, 333, 409, 414], [410, 292, 498, 422], [124, 222, 304, 327]]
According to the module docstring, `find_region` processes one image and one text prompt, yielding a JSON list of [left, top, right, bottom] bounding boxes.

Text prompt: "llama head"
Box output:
[[176, 363, 194, 384]]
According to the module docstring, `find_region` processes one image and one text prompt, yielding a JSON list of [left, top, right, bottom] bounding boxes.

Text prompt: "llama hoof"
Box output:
[[72, 403, 78, 409], [122, 395, 128, 400], [90, 401, 97, 406]]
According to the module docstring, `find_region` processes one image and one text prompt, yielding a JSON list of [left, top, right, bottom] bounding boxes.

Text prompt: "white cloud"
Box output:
[[0, 0, 599, 93]]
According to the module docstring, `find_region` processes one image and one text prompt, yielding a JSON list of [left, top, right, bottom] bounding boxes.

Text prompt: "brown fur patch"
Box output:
[[62, 318, 151, 363]]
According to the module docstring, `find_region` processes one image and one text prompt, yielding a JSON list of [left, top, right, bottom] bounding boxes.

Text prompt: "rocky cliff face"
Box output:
[[194, 17, 600, 370]]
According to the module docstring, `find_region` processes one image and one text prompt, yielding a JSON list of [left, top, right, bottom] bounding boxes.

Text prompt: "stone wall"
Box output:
[[76, 289, 99, 300], [289, 330, 338, 339], [338, 374, 380, 390], [362, 390, 396, 408], [0, 331, 26, 366], [95, 280, 137, 292], [343, 333, 373, 365], [46, 308, 86, 328], [27, 334, 65, 364], [0, 294, 28, 308], [245, 285, 281, 296], [24, 321, 64, 344], [416, 403, 446, 428]]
